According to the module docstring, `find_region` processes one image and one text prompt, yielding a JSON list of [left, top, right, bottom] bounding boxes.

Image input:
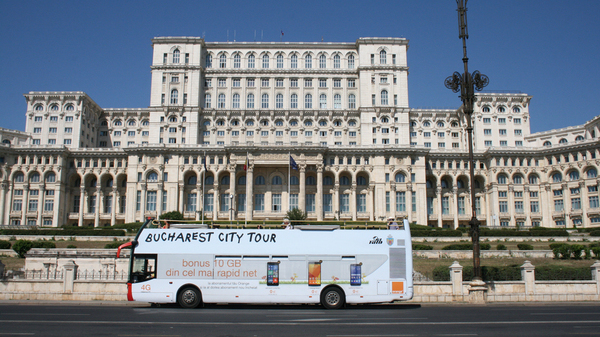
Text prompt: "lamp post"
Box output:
[[229, 194, 234, 223], [444, 0, 489, 281]]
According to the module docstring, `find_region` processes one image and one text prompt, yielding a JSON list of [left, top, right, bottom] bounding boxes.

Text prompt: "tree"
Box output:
[[159, 211, 184, 220], [286, 208, 306, 224]]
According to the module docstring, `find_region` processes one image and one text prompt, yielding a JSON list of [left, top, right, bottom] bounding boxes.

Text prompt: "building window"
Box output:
[[247, 54, 255, 68], [170, 89, 178, 104], [219, 54, 226, 68], [234, 54, 241, 68], [254, 194, 264, 211], [232, 94, 240, 108], [172, 49, 180, 63], [305, 94, 312, 109], [320, 94, 327, 109], [340, 194, 349, 213], [380, 50, 387, 64], [291, 54, 298, 68], [305, 55, 312, 68], [247, 94, 255, 109], [276, 94, 283, 109], [396, 191, 406, 212], [218, 94, 226, 108], [261, 94, 269, 109], [348, 94, 356, 109]]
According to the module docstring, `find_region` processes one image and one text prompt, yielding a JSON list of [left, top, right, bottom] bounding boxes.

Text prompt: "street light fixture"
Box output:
[[444, 0, 489, 281]]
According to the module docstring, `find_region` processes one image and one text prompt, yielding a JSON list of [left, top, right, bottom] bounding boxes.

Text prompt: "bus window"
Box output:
[[132, 254, 157, 283], [267, 262, 279, 286]]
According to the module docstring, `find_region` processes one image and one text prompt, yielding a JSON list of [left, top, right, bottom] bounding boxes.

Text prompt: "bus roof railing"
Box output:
[[293, 225, 339, 231]]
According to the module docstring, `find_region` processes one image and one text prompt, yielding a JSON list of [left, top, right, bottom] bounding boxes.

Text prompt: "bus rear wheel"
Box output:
[[178, 286, 202, 309], [320, 287, 345, 310]]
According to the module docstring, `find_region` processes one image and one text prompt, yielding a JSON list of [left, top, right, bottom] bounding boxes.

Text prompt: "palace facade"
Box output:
[[0, 36, 599, 228]]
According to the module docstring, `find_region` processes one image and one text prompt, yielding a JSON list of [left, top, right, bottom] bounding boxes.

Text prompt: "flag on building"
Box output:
[[203, 156, 208, 172], [290, 155, 298, 170], [243, 155, 248, 171]]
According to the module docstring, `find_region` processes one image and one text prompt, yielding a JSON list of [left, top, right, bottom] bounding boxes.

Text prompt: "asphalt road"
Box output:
[[0, 302, 599, 336]]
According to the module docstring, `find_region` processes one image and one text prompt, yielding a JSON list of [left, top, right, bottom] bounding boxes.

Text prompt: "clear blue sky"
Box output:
[[1, 0, 599, 133]]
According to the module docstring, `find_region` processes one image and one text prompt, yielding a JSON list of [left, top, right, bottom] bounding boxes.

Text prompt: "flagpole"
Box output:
[[245, 151, 248, 227], [202, 150, 206, 226], [288, 151, 291, 213]]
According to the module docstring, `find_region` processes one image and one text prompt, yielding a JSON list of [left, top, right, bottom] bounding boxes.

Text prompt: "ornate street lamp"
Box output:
[[444, 0, 489, 281]]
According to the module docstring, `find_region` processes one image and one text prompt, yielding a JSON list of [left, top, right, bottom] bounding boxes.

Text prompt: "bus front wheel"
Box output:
[[177, 286, 202, 309], [320, 287, 345, 310]]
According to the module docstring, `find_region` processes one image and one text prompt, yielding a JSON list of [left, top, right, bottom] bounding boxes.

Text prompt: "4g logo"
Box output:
[[141, 284, 151, 292]]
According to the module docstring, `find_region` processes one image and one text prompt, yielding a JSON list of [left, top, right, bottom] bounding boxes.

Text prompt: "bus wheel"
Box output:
[[178, 286, 202, 309], [320, 287, 345, 310]]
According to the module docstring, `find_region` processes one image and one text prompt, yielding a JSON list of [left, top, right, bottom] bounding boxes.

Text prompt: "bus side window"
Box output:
[[132, 254, 157, 283]]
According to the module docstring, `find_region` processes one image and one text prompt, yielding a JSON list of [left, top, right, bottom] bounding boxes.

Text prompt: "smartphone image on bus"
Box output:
[[350, 264, 361, 286], [308, 262, 321, 286], [267, 262, 279, 286]]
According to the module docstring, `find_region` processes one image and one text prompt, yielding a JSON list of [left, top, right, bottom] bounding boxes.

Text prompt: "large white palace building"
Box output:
[[0, 36, 599, 228]]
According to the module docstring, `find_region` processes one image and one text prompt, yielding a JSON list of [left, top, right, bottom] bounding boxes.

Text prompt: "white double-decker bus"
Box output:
[[124, 219, 413, 309]]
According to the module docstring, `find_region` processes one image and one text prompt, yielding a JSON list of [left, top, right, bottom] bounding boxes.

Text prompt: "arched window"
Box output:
[[290, 120, 298, 127], [395, 173, 406, 183], [319, 54, 326, 68], [260, 119, 269, 127], [205, 176, 214, 185], [587, 168, 598, 178], [221, 176, 230, 185], [219, 54, 226, 68], [306, 176, 316, 185], [529, 175, 539, 184], [30, 173, 40, 183], [233, 54, 241, 68], [513, 107, 521, 113], [543, 141, 552, 147], [290, 176, 299, 185], [14, 173, 24, 182], [147, 172, 158, 182], [441, 179, 449, 189], [114, 120, 122, 126], [304, 120, 313, 127], [576, 135, 584, 141], [35, 104, 44, 111], [261, 94, 269, 109], [379, 50, 387, 64], [319, 94, 327, 109], [90, 178, 97, 188], [172, 49, 180, 63], [340, 176, 350, 185], [305, 94, 312, 109], [187, 176, 197, 185], [272, 176, 282, 185], [106, 178, 113, 187], [426, 180, 433, 189], [348, 120, 356, 127], [232, 93, 240, 108], [513, 175, 523, 184], [334, 94, 341, 109], [423, 121, 431, 127], [205, 54, 212, 68], [128, 120, 136, 127], [275, 120, 284, 126], [290, 94, 298, 109], [170, 89, 178, 104], [381, 90, 388, 105], [142, 120, 149, 126], [348, 54, 355, 69], [381, 117, 389, 123], [276, 54, 283, 68], [50, 104, 59, 111], [323, 176, 333, 185], [66, 104, 74, 111], [357, 176, 367, 185], [437, 121, 445, 128], [238, 176, 246, 185], [348, 94, 356, 109], [305, 54, 312, 68], [247, 54, 255, 68], [319, 120, 327, 127], [262, 54, 269, 68], [246, 119, 254, 126], [552, 173, 562, 183], [121, 179, 127, 188], [247, 94, 255, 109], [559, 138, 568, 144], [169, 116, 178, 123], [333, 54, 340, 68], [255, 175, 265, 185], [46, 172, 56, 183], [457, 179, 465, 189], [569, 171, 580, 181], [498, 106, 506, 113], [497, 174, 507, 184], [291, 54, 298, 68], [482, 106, 490, 112], [218, 94, 226, 108]]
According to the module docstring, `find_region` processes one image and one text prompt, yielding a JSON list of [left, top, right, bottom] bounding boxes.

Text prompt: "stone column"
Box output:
[[196, 183, 202, 220], [407, 184, 413, 224], [22, 185, 29, 226], [54, 184, 64, 227], [524, 185, 531, 227], [452, 186, 458, 229], [316, 164, 323, 221], [562, 183, 570, 227], [0, 182, 7, 225], [467, 279, 487, 304], [246, 165, 253, 221], [299, 165, 306, 213], [333, 184, 340, 219], [542, 184, 551, 227], [62, 260, 78, 294], [521, 260, 535, 296], [449, 261, 463, 297], [37, 185, 45, 226], [367, 186, 374, 221], [179, 183, 185, 214], [390, 183, 397, 219], [591, 260, 600, 300], [78, 186, 85, 227], [580, 181, 588, 228], [436, 186, 442, 228], [140, 183, 147, 223], [351, 184, 357, 221], [230, 167, 236, 221], [94, 186, 102, 227], [111, 187, 118, 226], [213, 185, 219, 221], [157, 183, 164, 217]]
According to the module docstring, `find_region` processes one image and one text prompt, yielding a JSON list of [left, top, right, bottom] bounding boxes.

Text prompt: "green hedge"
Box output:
[[432, 265, 521, 281], [535, 266, 592, 280], [12, 240, 57, 258], [104, 241, 130, 249], [590, 230, 600, 237], [0, 229, 126, 236], [412, 244, 433, 250], [550, 243, 593, 259], [497, 244, 507, 250], [110, 222, 143, 233], [480, 229, 569, 237], [517, 243, 534, 250], [0, 240, 11, 249], [441, 243, 491, 250], [411, 230, 463, 237]]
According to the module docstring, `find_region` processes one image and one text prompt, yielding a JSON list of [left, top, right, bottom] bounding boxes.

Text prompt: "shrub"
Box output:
[[66, 244, 77, 249], [517, 243, 534, 251], [104, 241, 129, 249], [0, 240, 11, 249], [570, 244, 585, 259], [12, 240, 34, 258], [412, 230, 463, 237], [589, 230, 600, 237], [111, 222, 143, 233], [432, 266, 450, 281], [535, 266, 592, 280], [497, 244, 507, 250], [159, 211, 184, 221], [286, 208, 307, 223], [551, 244, 571, 259], [412, 244, 433, 250], [32, 241, 56, 249], [442, 243, 472, 250], [432, 265, 522, 281], [591, 246, 600, 258], [480, 243, 491, 250]]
